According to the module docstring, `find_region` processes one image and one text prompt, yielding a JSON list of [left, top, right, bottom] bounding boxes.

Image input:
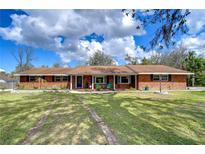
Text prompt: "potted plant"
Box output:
[[144, 86, 149, 91]]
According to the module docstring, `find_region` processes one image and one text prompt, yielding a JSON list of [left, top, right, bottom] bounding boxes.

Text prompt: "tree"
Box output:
[[123, 9, 191, 50], [141, 57, 150, 65], [183, 51, 205, 86], [165, 44, 188, 69], [124, 54, 139, 65], [148, 44, 188, 69], [41, 65, 49, 68], [149, 52, 163, 64], [52, 63, 62, 68], [12, 47, 35, 72], [87, 50, 115, 66]]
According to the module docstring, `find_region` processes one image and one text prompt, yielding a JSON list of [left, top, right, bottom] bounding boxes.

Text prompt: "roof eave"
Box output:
[[14, 74, 69, 76], [137, 72, 194, 75]]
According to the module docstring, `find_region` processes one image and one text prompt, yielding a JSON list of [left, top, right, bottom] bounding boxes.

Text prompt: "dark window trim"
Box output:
[[152, 74, 169, 81]]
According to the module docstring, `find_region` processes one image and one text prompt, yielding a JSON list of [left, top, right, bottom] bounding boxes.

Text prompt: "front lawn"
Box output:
[[83, 91, 205, 144], [1, 91, 205, 144], [0, 92, 106, 144]]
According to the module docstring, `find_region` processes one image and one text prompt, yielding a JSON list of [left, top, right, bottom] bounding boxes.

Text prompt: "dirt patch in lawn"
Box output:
[[79, 96, 118, 145], [21, 99, 57, 144]]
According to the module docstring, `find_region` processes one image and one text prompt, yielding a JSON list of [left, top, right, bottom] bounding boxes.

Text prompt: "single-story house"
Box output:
[[14, 65, 193, 90]]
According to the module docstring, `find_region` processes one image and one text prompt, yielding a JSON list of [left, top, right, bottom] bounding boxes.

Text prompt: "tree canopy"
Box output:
[[12, 47, 35, 73], [123, 9, 191, 50], [87, 50, 116, 66]]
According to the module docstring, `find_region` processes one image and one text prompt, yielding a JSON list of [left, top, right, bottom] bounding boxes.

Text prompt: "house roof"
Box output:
[[15, 68, 72, 76], [15, 65, 193, 76], [127, 65, 193, 74], [69, 66, 134, 75]]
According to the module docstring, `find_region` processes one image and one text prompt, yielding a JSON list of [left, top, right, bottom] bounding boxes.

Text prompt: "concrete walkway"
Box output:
[[79, 96, 119, 145], [70, 90, 117, 94]]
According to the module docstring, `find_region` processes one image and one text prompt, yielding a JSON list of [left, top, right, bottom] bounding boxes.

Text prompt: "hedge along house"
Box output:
[[15, 65, 193, 90]]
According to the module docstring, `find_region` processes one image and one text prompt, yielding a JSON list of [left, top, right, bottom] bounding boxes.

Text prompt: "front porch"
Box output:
[[70, 75, 137, 91]]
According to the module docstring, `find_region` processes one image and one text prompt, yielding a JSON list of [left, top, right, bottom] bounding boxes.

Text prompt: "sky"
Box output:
[[0, 9, 205, 72]]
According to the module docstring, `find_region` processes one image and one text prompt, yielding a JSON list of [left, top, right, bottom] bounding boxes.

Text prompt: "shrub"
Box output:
[[52, 87, 59, 90], [96, 84, 101, 91], [33, 86, 38, 89], [0, 85, 6, 91], [60, 85, 67, 89], [144, 86, 149, 91], [17, 84, 25, 89]]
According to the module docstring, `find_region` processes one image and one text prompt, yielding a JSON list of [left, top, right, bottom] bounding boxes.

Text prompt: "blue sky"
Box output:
[[0, 9, 205, 72]]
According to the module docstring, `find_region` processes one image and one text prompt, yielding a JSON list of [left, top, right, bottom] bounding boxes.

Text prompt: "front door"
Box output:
[[77, 76, 83, 88]]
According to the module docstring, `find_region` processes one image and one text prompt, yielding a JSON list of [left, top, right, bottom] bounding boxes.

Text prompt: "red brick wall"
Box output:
[[20, 76, 28, 82], [83, 75, 92, 88], [116, 84, 131, 89], [138, 74, 187, 90], [19, 75, 70, 89], [45, 76, 53, 82], [19, 82, 69, 89], [107, 75, 114, 83]]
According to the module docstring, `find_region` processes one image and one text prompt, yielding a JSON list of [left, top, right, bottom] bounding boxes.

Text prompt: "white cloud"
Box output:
[[0, 68, 6, 72], [187, 10, 205, 34], [180, 32, 205, 57], [0, 10, 146, 65], [77, 36, 156, 64]]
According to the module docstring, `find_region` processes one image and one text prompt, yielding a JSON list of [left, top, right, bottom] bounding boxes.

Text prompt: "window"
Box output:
[[120, 76, 129, 83], [161, 75, 168, 81], [95, 76, 104, 84], [153, 75, 160, 81], [29, 76, 35, 82], [54, 76, 61, 82], [62, 76, 68, 81], [153, 75, 168, 81]]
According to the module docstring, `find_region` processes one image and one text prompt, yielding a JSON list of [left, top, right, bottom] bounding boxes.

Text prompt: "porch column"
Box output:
[[82, 75, 84, 88], [113, 75, 116, 90], [70, 75, 72, 90], [92, 75, 94, 90]]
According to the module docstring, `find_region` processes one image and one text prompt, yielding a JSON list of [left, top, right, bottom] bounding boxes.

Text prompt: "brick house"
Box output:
[[15, 65, 193, 90]]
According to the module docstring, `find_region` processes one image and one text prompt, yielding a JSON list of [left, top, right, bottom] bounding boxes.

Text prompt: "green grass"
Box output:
[[1, 91, 205, 145], [83, 91, 205, 144], [0, 92, 106, 144]]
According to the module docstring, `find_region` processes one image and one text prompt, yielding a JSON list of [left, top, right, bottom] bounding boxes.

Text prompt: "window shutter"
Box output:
[[151, 74, 153, 81], [117, 76, 120, 83], [169, 75, 172, 81], [115, 76, 118, 84]]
